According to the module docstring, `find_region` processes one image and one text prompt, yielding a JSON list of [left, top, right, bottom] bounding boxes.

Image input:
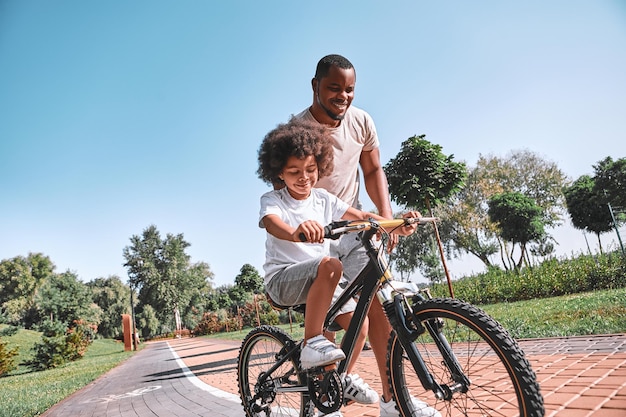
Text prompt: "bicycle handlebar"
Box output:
[[298, 216, 438, 242]]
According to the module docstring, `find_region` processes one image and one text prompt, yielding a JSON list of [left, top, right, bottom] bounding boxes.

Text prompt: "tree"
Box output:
[[440, 150, 566, 269], [228, 285, 251, 310], [439, 169, 500, 268], [563, 175, 614, 253], [136, 304, 160, 339], [235, 264, 264, 294], [207, 285, 234, 311], [36, 271, 102, 328], [384, 135, 466, 293], [488, 192, 545, 270], [87, 276, 130, 339], [180, 261, 214, 330], [593, 156, 626, 210], [0, 253, 55, 327], [234, 264, 264, 326], [384, 135, 467, 213], [478, 150, 568, 227], [123, 225, 214, 331]]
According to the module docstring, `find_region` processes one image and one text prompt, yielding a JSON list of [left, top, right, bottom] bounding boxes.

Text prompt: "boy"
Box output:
[[257, 118, 419, 406]]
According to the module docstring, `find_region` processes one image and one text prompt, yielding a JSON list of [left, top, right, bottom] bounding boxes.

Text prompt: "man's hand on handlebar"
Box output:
[[380, 211, 422, 253], [399, 211, 422, 235], [384, 211, 421, 253]]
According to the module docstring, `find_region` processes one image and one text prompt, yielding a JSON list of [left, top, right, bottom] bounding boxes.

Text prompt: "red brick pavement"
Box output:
[[170, 334, 626, 417]]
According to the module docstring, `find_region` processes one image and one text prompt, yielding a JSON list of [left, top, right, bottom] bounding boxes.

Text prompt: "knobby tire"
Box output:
[[387, 298, 544, 417], [238, 325, 314, 417]]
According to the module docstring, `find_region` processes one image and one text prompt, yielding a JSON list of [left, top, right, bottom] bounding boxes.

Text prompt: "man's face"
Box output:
[[312, 66, 356, 122]]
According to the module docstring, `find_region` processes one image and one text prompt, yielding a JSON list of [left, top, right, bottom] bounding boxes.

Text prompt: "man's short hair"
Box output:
[[314, 54, 354, 80]]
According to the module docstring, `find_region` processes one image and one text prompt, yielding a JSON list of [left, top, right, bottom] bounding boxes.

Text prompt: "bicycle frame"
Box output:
[[322, 219, 469, 400], [255, 217, 469, 400]]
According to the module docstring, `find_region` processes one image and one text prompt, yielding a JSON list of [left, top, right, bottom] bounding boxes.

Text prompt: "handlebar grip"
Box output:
[[298, 225, 337, 242]]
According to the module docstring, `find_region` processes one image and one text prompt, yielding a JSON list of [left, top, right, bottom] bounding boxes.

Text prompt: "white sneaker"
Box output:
[[343, 373, 378, 404], [379, 396, 441, 417], [300, 335, 346, 370], [317, 411, 343, 417]]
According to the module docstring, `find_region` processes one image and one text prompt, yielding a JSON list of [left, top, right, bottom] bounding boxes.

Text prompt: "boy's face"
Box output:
[[312, 65, 355, 124], [279, 155, 318, 200]]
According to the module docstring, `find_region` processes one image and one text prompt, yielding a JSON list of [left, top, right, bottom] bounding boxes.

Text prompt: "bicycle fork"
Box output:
[[380, 288, 471, 401]]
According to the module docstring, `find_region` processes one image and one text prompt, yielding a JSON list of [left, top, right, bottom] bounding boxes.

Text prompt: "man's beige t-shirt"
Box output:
[[294, 105, 379, 208]]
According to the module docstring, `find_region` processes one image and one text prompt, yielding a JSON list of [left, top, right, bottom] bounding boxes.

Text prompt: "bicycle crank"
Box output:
[[307, 365, 343, 414]]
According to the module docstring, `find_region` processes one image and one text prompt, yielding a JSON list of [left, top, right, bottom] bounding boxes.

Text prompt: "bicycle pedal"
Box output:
[[307, 363, 337, 375], [323, 363, 337, 372]]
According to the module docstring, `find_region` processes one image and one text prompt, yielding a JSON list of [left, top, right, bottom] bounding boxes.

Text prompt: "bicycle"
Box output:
[[237, 217, 544, 417]]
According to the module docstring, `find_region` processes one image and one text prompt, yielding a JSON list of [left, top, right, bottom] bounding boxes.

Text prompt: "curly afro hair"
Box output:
[[257, 118, 334, 186]]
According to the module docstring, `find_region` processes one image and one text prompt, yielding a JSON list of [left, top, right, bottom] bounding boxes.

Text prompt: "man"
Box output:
[[294, 54, 441, 417]]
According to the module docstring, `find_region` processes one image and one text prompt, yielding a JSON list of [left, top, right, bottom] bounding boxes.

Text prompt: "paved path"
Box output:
[[42, 334, 626, 417], [41, 339, 242, 417]]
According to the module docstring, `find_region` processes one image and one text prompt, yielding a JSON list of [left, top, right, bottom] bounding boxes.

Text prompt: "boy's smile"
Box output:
[[280, 155, 319, 200]]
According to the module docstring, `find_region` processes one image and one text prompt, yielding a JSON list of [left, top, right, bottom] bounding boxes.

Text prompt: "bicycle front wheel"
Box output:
[[238, 325, 313, 417], [388, 298, 544, 417]]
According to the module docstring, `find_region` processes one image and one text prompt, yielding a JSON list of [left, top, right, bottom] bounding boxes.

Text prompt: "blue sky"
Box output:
[[1, 1, 625, 287]]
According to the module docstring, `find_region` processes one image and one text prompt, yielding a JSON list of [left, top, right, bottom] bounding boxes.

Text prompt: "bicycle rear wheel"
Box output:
[[387, 298, 544, 417], [238, 325, 313, 417]]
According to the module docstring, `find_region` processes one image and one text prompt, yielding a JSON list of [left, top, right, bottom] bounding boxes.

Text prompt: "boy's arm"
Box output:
[[262, 214, 326, 243]]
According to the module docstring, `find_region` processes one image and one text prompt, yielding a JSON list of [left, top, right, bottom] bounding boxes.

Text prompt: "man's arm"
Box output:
[[359, 148, 393, 219], [360, 148, 400, 251]]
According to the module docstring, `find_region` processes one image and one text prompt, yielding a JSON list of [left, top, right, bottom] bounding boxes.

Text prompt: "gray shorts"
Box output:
[[266, 257, 325, 307], [265, 247, 360, 319]]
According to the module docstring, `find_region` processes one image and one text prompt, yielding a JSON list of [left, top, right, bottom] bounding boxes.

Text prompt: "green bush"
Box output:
[[0, 325, 20, 337], [434, 251, 626, 305], [277, 309, 304, 325], [193, 312, 223, 335], [0, 337, 18, 376], [30, 320, 94, 370], [236, 297, 281, 328], [259, 311, 280, 326]]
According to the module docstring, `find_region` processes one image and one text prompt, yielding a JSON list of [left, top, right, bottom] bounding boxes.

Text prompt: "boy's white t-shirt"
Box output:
[[259, 187, 350, 284]]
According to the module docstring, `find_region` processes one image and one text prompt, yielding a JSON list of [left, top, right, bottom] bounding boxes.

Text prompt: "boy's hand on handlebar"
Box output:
[[294, 220, 325, 243]]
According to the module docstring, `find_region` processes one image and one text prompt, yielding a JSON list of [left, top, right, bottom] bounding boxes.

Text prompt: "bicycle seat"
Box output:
[[266, 292, 306, 314]]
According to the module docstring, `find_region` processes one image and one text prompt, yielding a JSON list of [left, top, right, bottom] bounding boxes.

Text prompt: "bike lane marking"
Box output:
[[166, 341, 241, 403], [83, 386, 162, 404]]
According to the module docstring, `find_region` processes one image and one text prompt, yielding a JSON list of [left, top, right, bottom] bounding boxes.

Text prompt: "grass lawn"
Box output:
[[0, 335, 134, 417], [483, 288, 626, 339]]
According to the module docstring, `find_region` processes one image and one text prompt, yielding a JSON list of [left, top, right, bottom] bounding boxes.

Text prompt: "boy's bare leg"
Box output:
[[304, 257, 342, 340]]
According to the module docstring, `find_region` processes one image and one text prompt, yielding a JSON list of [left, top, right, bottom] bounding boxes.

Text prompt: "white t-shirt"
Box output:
[[259, 187, 350, 283], [294, 105, 379, 208]]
